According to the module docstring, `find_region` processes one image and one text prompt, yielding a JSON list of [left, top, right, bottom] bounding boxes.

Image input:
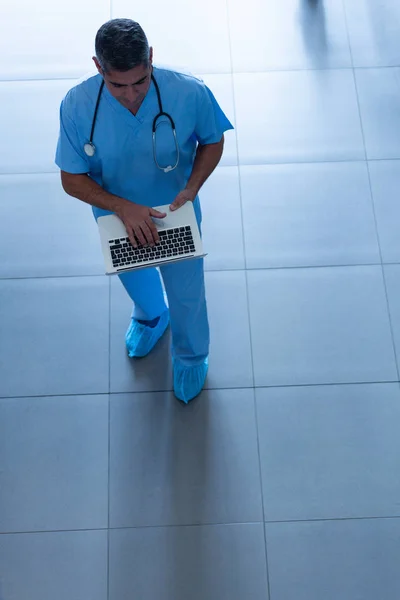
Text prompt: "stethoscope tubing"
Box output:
[[84, 72, 179, 172]]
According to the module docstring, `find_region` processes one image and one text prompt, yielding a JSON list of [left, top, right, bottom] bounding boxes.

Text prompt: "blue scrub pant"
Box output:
[[119, 258, 209, 366], [94, 206, 209, 367]]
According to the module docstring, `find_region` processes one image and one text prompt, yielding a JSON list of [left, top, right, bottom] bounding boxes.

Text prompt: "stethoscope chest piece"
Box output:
[[84, 142, 96, 157]]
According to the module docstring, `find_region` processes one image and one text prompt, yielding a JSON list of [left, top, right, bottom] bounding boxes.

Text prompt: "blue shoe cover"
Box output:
[[126, 310, 169, 358], [173, 358, 209, 404]]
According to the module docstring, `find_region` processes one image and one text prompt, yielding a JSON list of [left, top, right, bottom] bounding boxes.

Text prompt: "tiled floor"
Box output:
[[1, 0, 400, 598]]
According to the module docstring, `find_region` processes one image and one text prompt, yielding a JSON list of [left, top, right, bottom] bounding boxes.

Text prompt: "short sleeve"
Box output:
[[194, 83, 234, 146], [55, 95, 90, 174]]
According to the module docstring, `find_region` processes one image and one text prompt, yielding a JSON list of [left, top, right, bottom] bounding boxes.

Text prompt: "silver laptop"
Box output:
[[97, 202, 205, 275]]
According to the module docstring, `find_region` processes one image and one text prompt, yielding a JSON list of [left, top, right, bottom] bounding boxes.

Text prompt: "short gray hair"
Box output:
[[95, 19, 150, 73]]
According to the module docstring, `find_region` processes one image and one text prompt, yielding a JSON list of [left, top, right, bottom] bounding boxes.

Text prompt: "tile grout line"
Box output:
[[224, 0, 257, 393], [224, 0, 254, 388], [107, 12, 112, 600], [341, 3, 400, 385], [253, 388, 273, 600], [2, 64, 400, 85], [2, 513, 400, 536], [225, 1, 271, 596], [365, 167, 400, 382], [5, 261, 400, 283], [2, 157, 400, 179], [224, 0, 248, 272], [341, 0, 400, 384], [106, 0, 112, 569], [241, 265, 271, 582], [265, 514, 400, 524], [2, 378, 400, 401], [107, 276, 111, 600], [106, 0, 112, 568]]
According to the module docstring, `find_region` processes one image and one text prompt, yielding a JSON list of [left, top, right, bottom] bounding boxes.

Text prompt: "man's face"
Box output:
[[93, 52, 153, 113]]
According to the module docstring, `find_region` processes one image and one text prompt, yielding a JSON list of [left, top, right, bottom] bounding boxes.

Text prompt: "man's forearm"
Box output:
[[185, 137, 224, 196], [62, 136, 225, 213], [60, 172, 130, 215]]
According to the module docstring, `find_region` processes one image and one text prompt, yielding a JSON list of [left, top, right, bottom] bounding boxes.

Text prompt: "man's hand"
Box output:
[[170, 188, 197, 211], [117, 202, 167, 248]]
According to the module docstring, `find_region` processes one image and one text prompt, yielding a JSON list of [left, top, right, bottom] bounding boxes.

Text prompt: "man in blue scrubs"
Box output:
[[56, 18, 233, 403]]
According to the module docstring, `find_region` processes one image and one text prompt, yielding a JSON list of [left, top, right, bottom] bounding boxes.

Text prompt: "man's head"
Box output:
[[93, 19, 153, 112]]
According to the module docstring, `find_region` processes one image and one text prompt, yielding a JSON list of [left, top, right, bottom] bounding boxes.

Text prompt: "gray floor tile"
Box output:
[[196, 74, 238, 166], [0, 395, 108, 532], [1, 4, 108, 80], [241, 162, 379, 269], [383, 264, 400, 373], [0, 530, 108, 600], [256, 383, 400, 522], [266, 518, 400, 600], [0, 277, 109, 398], [355, 68, 400, 160], [202, 166, 245, 271], [247, 266, 397, 387], [205, 270, 254, 389], [109, 524, 269, 600], [112, 0, 231, 74], [0, 174, 103, 278], [0, 79, 75, 174], [109, 389, 262, 528], [110, 270, 253, 393], [369, 160, 400, 263], [234, 70, 364, 165], [344, 0, 400, 67], [229, 0, 351, 71]]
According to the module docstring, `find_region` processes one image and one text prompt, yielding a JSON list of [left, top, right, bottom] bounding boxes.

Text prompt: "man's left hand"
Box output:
[[170, 188, 197, 211]]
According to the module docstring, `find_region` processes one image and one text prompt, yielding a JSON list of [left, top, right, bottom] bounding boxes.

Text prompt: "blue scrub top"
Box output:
[[55, 66, 234, 221]]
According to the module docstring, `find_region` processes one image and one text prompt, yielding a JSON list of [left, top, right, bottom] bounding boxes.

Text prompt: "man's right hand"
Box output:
[[59, 173, 166, 247], [117, 202, 167, 248]]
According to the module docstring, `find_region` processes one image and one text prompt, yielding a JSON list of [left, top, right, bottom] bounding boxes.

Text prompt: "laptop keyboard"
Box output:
[[109, 225, 196, 270]]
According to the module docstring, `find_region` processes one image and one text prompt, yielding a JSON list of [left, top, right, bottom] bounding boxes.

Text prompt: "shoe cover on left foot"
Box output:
[[125, 310, 169, 358], [173, 358, 209, 404]]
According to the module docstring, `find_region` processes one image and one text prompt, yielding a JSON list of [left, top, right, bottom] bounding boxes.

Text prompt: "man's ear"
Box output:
[[92, 56, 104, 75], [149, 47, 153, 65]]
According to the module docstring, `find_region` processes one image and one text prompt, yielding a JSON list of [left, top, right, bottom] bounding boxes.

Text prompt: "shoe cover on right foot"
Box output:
[[173, 358, 209, 404]]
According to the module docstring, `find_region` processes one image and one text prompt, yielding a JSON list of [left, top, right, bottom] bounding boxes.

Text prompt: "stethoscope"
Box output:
[[83, 73, 180, 173]]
